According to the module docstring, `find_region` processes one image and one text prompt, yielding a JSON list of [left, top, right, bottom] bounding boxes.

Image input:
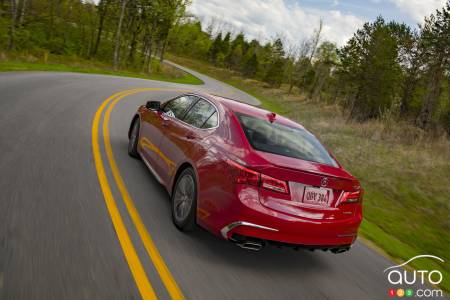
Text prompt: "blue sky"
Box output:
[[189, 0, 448, 46], [293, 0, 428, 26]]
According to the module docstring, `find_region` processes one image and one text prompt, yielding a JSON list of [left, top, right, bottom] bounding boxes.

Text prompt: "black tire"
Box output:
[[128, 118, 140, 159], [171, 168, 197, 232]]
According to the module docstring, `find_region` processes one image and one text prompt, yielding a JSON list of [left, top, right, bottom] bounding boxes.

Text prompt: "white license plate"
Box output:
[[303, 187, 331, 206]]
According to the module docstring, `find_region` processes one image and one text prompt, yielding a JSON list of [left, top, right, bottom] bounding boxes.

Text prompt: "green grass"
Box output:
[[0, 58, 203, 85], [168, 54, 450, 293]]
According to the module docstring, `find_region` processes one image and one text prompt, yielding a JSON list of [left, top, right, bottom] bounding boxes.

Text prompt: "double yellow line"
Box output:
[[92, 88, 185, 300]]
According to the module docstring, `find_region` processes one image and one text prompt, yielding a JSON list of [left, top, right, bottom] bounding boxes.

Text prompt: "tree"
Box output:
[[243, 52, 258, 77], [208, 32, 222, 62], [113, 0, 127, 70], [224, 32, 246, 67], [416, 3, 450, 129], [397, 28, 422, 116], [222, 32, 231, 57], [339, 17, 402, 121], [263, 38, 285, 87], [310, 41, 338, 101], [264, 58, 285, 87], [286, 40, 310, 94], [7, 0, 17, 50], [309, 19, 323, 61], [92, 0, 109, 57]]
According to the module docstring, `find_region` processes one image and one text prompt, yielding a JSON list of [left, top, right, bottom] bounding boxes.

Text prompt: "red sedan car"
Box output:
[[128, 92, 363, 252]]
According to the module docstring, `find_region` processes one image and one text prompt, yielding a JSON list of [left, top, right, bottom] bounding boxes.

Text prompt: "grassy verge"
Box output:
[[0, 53, 203, 85], [168, 54, 450, 293]]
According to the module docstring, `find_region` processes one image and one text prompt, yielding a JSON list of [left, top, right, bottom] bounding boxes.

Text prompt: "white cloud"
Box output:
[[188, 0, 364, 47], [389, 0, 447, 23]]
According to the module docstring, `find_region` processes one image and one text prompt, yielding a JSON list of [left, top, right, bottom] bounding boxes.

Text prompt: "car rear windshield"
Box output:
[[236, 113, 338, 167]]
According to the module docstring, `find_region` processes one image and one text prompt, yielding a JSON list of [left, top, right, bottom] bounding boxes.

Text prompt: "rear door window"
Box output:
[[236, 113, 337, 166], [183, 99, 217, 128], [162, 96, 197, 119], [201, 111, 218, 129]]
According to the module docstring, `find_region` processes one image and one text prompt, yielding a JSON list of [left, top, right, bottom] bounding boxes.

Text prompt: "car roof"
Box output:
[[192, 92, 304, 129]]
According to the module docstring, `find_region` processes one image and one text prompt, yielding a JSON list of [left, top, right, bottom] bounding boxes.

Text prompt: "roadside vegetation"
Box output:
[[0, 52, 203, 84], [0, 0, 448, 292], [0, 0, 202, 84]]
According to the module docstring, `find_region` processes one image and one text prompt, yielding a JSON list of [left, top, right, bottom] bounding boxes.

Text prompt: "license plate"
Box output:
[[303, 187, 331, 206]]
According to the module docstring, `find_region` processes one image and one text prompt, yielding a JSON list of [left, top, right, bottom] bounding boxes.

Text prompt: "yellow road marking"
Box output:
[[103, 89, 186, 300], [92, 88, 158, 300]]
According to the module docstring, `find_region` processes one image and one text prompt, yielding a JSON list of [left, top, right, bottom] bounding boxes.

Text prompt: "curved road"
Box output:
[[0, 69, 433, 300]]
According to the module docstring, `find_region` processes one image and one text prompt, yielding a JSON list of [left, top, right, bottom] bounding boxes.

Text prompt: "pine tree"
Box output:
[[243, 53, 258, 77], [340, 17, 402, 121], [416, 3, 450, 129], [208, 32, 223, 63], [222, 32, 231, 57]]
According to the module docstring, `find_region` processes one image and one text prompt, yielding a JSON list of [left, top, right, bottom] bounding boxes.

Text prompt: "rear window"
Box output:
[[236, 113, 338, 167]]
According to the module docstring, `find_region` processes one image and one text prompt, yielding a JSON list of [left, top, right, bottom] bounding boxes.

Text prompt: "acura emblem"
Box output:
[[321, 177, 329, 187]]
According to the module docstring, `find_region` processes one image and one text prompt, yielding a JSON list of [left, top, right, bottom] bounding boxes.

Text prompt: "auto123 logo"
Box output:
[[384, 255, 445, 298]]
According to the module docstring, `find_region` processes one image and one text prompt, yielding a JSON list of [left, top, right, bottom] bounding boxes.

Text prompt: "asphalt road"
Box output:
[[0, 69, 439, 300]]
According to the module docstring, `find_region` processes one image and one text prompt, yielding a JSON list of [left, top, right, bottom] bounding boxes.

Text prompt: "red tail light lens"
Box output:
[[226, 159, 260, 186], [226, 159, 289, 194], [261, 174, 289, 194], [341, 188, 364, 204]]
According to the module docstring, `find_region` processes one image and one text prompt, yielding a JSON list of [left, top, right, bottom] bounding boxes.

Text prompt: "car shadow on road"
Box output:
[[183, 227, 333, 274]]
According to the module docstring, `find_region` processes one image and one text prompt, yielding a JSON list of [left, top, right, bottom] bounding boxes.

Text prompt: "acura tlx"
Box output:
[[128, 92, 363, 252]]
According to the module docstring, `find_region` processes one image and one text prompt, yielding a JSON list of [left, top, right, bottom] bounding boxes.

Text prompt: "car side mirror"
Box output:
[[146, 100, 161, 111]]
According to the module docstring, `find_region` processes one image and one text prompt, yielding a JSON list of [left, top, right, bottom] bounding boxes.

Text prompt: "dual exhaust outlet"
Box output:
[[231, 234, 350, 253]]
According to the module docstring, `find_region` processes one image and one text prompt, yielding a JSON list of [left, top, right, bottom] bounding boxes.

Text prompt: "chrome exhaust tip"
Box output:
[[235, 241, 265, 251], [331, 247, 350, 254]]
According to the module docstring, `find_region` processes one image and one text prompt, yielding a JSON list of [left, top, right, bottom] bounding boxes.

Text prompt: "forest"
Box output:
[[0, 0, 449, 134]]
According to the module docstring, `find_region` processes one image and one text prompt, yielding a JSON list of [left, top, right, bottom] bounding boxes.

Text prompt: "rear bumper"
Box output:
[[218, 187, 362, 247]]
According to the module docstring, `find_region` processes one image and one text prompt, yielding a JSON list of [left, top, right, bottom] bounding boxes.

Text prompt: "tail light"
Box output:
[[226, 159, 260, 186], [226, 159, 289, 194], [340, 188, 364, 204], [261, 174, 289, 194]]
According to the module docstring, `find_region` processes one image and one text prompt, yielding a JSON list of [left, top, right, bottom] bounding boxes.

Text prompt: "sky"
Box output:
[[188, 0, 448, 47]]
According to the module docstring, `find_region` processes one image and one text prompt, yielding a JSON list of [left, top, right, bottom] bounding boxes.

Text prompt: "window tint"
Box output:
[[237, 113, 338, 166], [183, 99, 216, 128], [163, 96, 196, 119], [202, 111, 218, 128]]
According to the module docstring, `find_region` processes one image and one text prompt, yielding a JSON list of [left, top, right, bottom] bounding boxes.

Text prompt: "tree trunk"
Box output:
[[347, 87, 362, 122], [312, 68, 328, 101], [92, 0, 108, 58], [399, 63, 420, 117], [399, 79, 414, 116], [48, 0, 55, 41], [416, 64, 443, 129], [8, 0, 18, 50], [142, 34, 153, 73], [113, 0, 127, 70], [159, 37, 168, 62], [308, 19, 323, 62], [127, 22, 140, 66], [18, 0, 26, 25]]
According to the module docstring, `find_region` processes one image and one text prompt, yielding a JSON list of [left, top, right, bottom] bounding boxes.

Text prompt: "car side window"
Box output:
[[183, 99, 217, 128], [201, 111, 218, 129], [162, 96, 196, 119]]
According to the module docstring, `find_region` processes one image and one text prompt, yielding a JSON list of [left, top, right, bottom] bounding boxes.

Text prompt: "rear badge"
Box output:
[[321, 177, 329, 187]]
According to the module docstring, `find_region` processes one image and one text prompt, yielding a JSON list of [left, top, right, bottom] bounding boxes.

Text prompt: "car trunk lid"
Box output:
[[251, 151, 360, 220]]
